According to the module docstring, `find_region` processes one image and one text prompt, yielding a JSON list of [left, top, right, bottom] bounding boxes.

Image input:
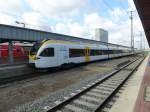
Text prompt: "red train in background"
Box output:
[[0, 43, 32, 58]]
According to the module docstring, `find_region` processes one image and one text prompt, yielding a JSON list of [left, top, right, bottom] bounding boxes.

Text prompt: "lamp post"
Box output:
[[15, 21, 25, 28]]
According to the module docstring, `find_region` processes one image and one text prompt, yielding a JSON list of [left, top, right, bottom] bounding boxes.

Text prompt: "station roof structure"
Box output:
[[0, 24, 131, 48], [134, 0, 150, 46]]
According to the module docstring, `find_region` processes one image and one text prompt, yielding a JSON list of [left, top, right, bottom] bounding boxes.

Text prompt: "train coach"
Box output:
[[0, 43, 33, 58], [29, 39, 133, 69]]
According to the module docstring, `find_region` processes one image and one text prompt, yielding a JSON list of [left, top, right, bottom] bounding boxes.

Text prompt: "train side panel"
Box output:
[[29, 40, 134, 69]]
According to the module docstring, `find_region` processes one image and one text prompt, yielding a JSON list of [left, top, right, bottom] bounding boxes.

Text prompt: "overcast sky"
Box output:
[[0, 0, 149, 49]]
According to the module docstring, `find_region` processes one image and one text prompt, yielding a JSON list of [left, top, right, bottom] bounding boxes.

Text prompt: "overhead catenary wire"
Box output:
[[117, 0, 143, 33], [117, 0, 130, 18], [101, 0, 114, 11], [102, 0, 131, 19], [100, 0, 139, 48]]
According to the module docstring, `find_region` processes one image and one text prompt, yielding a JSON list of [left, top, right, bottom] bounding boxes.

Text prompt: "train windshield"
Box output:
[[30, 42, 42, 55]]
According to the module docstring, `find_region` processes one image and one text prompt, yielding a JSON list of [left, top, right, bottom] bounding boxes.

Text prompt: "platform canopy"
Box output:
[[0, 24, 131, 49], [134, 0, 150, 46]]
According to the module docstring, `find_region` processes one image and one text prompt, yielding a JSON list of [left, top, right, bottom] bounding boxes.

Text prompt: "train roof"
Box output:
[[39, 39, 132, 49], [41, 39, 109, 48]]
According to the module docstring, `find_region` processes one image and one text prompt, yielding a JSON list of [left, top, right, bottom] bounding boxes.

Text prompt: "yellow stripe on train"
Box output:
[[85, 47, 90, 62]]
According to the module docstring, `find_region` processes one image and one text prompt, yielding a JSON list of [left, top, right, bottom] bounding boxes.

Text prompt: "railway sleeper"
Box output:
[[73, 99, 98, 109], [99, 84, 116, 89], [64, 104, 90, 112], [92, 88, 112, 93], [91, 90, 111, 96], [96, 86, 114, 91], [86, 92, 108, 99], [80, 95, 101, 104], [101, 82, 119, 86]]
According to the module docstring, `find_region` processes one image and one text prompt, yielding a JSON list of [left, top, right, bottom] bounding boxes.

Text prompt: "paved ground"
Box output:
[[134, 55, 150, 112], [0, 56, 135, 112]]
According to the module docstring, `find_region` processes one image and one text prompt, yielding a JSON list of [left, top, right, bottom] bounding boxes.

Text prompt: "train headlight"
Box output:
[[34, 57, 40, 60], [29, 55, 40, 60]]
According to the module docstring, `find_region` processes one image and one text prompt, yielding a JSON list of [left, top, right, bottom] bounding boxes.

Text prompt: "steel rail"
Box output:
[[46, 56, 145, 112], [0, 56, 137, 86]]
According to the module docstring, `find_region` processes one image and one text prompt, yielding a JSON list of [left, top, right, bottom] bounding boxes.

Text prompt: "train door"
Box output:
[[107, 47, 110, 59], [58, 46, 68, 65], [85, 47, 90, 62], [112, 49, 115, 57]]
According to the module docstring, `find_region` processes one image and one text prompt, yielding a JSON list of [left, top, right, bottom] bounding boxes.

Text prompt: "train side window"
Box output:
[[69, 49, 85, 57], [90, 50, 98, 56], [102, 50, 108, 55], [40, 48, 54, 57], [90, 49, 104, 56]]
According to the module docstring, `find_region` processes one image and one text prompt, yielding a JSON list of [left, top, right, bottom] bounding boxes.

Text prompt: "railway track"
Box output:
[[0, 55, 138, 86], [44, 56, 145, 112]]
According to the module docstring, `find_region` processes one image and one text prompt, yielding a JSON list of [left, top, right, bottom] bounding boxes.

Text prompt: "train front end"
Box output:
[[29, 42, 42, 68]]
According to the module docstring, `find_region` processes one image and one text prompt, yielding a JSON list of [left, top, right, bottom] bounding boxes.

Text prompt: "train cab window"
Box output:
[[40, 48, 54, 57], [30, 42, 42, 55]]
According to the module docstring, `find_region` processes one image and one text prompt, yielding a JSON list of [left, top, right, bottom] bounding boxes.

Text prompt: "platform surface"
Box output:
[[109, 54, 149, 112], [134, 55, 150, 112]]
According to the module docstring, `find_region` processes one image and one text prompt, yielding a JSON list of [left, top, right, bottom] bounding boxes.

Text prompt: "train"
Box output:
[[29, 39, 135, 69], [0, 43, 32, 58]]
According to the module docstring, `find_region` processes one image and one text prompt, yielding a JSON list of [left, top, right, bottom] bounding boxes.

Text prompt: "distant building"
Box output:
[[95, 28, 108, 43]]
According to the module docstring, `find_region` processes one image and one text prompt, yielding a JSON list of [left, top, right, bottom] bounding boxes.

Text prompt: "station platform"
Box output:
[[109, 54, 150, 112], [0, 64, 36, 79], [0, 57, 28, 67], [0, 61, 36, 79]]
